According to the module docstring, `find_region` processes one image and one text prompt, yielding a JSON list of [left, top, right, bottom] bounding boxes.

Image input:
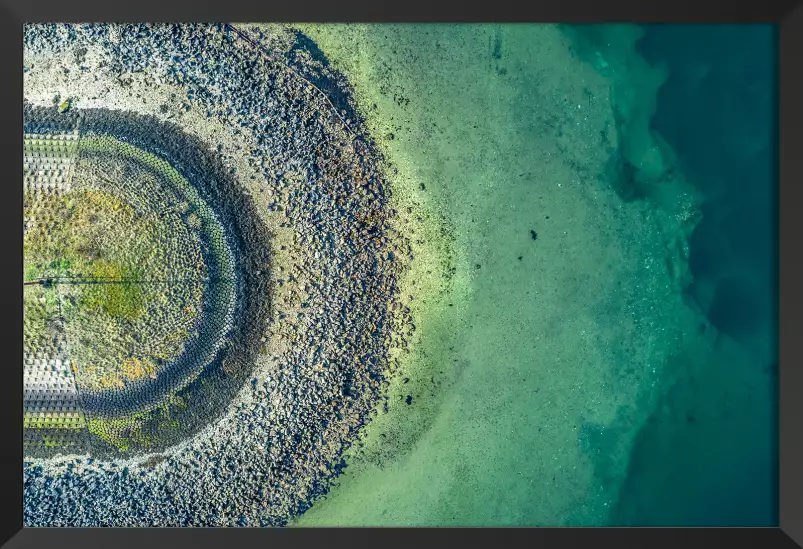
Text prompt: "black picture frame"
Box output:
[[2, 0, 800, 547]]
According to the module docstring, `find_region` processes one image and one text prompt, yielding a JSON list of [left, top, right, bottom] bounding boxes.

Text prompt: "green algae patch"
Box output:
[[85, 392, 190, 452], [81, 262, 146, 321]]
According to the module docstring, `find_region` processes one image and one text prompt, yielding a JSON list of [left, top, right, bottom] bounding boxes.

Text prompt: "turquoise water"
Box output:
[[287, 23, 777, 527], [611, 23, 778, 527]]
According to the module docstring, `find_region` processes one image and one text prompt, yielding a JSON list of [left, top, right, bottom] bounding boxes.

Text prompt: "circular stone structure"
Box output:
[[24, 108, 268, 457], [23, 23, 411, 526]]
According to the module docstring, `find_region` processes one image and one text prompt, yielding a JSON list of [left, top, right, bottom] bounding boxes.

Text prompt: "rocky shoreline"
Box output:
[[23, 23, 412, 526]]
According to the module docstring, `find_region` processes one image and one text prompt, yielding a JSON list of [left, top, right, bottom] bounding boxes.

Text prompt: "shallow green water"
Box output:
[[288, 23, 776, 527]]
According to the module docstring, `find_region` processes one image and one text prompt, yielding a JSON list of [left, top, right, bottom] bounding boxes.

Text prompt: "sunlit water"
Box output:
[[287, 23, 776, 527]]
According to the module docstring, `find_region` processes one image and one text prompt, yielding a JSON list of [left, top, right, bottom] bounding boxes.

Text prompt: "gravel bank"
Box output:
[[23, 23, 411, 526]]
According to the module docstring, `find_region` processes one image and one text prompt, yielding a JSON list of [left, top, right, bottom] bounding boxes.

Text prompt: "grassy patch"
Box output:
[[80, 261, 146, 321], [23, 285, 62, 350]]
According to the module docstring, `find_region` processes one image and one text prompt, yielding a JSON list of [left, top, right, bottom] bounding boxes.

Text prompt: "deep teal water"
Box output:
[[610, 23, 778, 526]]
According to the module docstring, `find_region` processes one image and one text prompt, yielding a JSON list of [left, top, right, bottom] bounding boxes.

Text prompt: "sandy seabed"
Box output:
[[289, 23, 754, 527]]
